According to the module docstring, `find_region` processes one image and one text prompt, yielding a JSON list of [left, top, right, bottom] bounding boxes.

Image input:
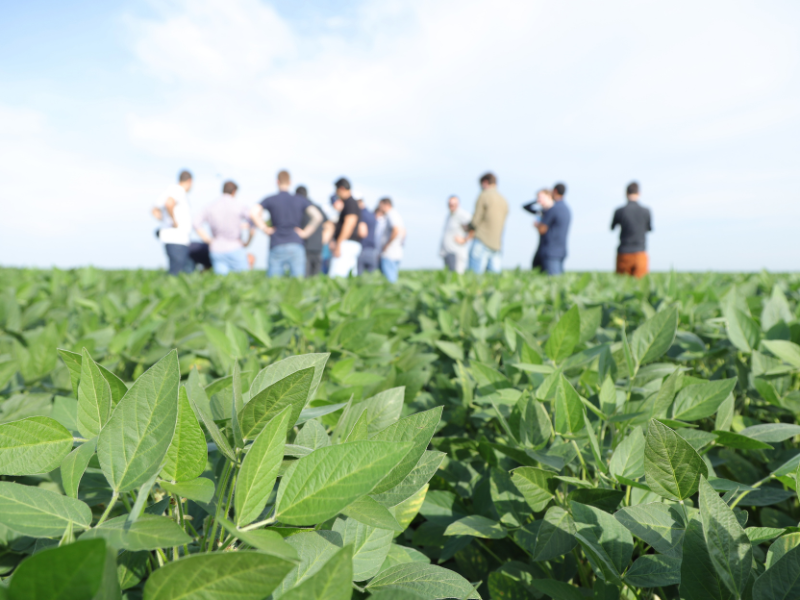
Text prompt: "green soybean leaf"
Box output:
[[698, 476, 752, 597], [97, 364, 127, 407], [371, 450, 445, 508], [97, 350, 180, 493], [745, 527, 785, 545], [249, 353, 329, 409], [722, 290, 759, 353], [713, 430, 773, 450], [489, 466, 528, 527], [341, 496, 403, 531], [272, 531, 343, 596], [280, 545, 353, 600], [553, 375, 584, 435], [544, 305, 580, 364], [159, 477, 215, 504], [333, 517, 393, 580], [0, 416, 74, 475], [571, 501, 633, 585], [235, 405, 293, 527], [366, 564, 480, 599], [185, 378, 236, 463], [369, 406, 442, 494], [276, 441, 413, 525], [81, 514, 191, 551], [511, 467, 556, 512], [680, 514, 734, 600], [231, 363, 245, 449], [614, 502, 686, 558], [625, 555, 681, 588], [644, 418, 707, 501], [332, 387, 405, 443], [532, 506, 578, 561], [739, 423, 800, 443], [609, 426, 645, 481], [631, 306, 678, 366], [0, 481, 92, 537], [761, 340, 800, 368], [672, 379, 737, 422], [60, 436, 96, 498], [753, 544, 800, 600], [511, 394, 552, 449], [527, 579, 584, 600], [240, 367, 313, 442], [143, 552, 294, 600], [161, 387, 207, 483], [765, 533, 800, 569], [76, 349, 113, 439], [444, 515, 506, 539], [7, 539, 110, 600], [57, 348, 83, 397]]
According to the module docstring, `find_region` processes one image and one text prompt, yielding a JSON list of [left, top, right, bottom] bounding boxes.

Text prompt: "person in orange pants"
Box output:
[[611, 181, 652, 278]]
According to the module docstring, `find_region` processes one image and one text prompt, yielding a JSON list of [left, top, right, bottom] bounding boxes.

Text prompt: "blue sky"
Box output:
[[2, 0, 799, 272]]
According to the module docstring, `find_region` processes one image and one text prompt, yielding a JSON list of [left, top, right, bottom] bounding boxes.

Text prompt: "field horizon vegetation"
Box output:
[[2, 266, 800, 600]]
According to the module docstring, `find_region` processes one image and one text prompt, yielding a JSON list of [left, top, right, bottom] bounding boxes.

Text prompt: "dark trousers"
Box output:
[[165, 244, 193, 276], [532, 247, 543, 271], [306, 251, 323, 277], [358, 247, 380, 275]]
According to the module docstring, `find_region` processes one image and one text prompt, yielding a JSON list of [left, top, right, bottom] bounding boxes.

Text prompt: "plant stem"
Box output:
[[96, 491, 119, 526], [239, 514, 277, 532], [207, 461, 233, 551], [730, 474, 771, 509], [475, 539, 503, 565]]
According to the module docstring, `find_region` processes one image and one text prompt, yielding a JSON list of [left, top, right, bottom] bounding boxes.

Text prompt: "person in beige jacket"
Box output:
[[467, 172, 509, 273]]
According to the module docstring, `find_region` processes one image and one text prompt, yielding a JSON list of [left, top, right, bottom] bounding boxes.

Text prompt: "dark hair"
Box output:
[[553, 183, 566, 196], [479, 172, 497, 186], [295, 185, 307, 197], [222, 181, 238, 195], [379, 197, 393, 207], [178, 170, 192, 183], [277, 170, 290, 185], [627, 181, 640, 196], [335, 177, 351, 191]]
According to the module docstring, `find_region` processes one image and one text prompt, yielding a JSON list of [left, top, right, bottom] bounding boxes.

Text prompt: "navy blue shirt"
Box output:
[[611, 201, 651, 254], [539, 201, 571, 259], [260, 191, 311, 248], [360, 207, 377, 248]]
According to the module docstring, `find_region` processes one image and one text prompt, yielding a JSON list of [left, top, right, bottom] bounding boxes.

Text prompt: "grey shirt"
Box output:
[[192, 194, 251, 253], [440, 208, 471, 258]]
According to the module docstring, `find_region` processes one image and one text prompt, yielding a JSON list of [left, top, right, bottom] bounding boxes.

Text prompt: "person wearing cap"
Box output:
[[295, 185, 328, 277], [329, 178, 362, 277], [250, 170, 323, 278]]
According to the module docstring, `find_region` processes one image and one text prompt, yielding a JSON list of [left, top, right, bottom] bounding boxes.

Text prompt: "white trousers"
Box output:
[[329, 240, 361, 278]]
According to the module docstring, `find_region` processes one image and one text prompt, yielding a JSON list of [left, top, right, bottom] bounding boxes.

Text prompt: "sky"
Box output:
[[1, 0, 799, 272]]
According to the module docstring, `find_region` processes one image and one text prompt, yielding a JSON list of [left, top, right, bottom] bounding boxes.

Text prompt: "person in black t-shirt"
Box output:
[[611, 181, 652, 278], [329, 178, 362, 277]]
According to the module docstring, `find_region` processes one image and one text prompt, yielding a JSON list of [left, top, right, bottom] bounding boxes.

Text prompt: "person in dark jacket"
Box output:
[[533, 182, 571, 275], [612, 181, 652, 278], [296, 186, 327, 277]]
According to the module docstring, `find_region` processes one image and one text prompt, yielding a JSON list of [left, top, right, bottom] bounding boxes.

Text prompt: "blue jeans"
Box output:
[[165, 244, 193, 276], [542, 257, 565, 275], [211, 247, 249, 275], [358, 247, 380, 274], [268, 243, 305, 278], [468, 238, 502, 274], [381, 258, 400, 283]]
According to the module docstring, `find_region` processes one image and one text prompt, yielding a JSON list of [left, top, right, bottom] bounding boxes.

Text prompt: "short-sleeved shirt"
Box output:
[[360, 208, 377, 248], [192, 194, 251, 254], [301, 200, 327, 253], [259, 191, 311, 248], [381, 208, 405, 261], [440, 208, 471, 257], [611, 201, 652, 254], [158, 184, 191, 246], [333, 197, 361, 242], [539, 200, 571, 259]]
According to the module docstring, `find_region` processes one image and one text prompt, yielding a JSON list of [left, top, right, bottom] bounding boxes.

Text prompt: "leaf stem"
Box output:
[[475, 538, 503, 565], [96, 491, 119, 526], [239, 514, 277, 532]]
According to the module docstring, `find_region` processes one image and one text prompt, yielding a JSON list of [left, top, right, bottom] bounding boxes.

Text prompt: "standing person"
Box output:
[[295, 185, 327, 277], [524, 189, 554, 271], [439, 195, 471, 274], [329, 178, 362, 278], [152, 170, 194, 276], [378, 197, 406, 283], [467, 172, 509, 274], [251, 170, 323, 278], [192, 180, 253, 275], [357, 198, 379, 274], [534, 182, 571, 275], [612, 181, 652, 278]]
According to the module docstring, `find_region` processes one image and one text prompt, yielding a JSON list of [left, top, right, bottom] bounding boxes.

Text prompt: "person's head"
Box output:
[[448, 195, 459, 213], [379, 197, 393, 213], [479, 172, 497, 190], [357, 198, 366, 209], [334, 177, 352, 200], [553, 182, 566, 201], [178, 170, 193, 191], [537, 188, 554, 210], [277, 170, 291, 191], [374, 203, 384, 217], [295, 185, 308, 197], [626, 181, 640, 201], [222, 180, 238, 196]]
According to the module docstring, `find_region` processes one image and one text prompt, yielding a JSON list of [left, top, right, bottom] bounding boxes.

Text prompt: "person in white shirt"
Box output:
[[151, 170, 194, 275], [439, 195, 471, 274], [377, 197, 405, 283]]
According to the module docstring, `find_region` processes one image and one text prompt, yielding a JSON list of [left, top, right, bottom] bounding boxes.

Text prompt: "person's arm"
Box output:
[[193, 210, 212, 245], [249, 204, 275, 235], [164, 197, 178, 227], [321, 221, 335, 245], [151, 207, 163, 220], [243, 225, 255, 247], [294, 205, 323, 239], [647, 210, 652, 232], [382, 222, 404, 253], [536, 208, 554, 235], [331, 214, 358, 257], [357, 221, 368, 240], [522, 201, 539, 215], [611, 210, 619, 231]]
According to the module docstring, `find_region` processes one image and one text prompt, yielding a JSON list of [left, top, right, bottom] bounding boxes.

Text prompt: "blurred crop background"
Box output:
[[1, 0, 799, 271]]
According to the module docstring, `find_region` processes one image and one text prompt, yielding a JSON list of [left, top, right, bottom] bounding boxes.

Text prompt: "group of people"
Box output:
[[152, 169, 653, 280]]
